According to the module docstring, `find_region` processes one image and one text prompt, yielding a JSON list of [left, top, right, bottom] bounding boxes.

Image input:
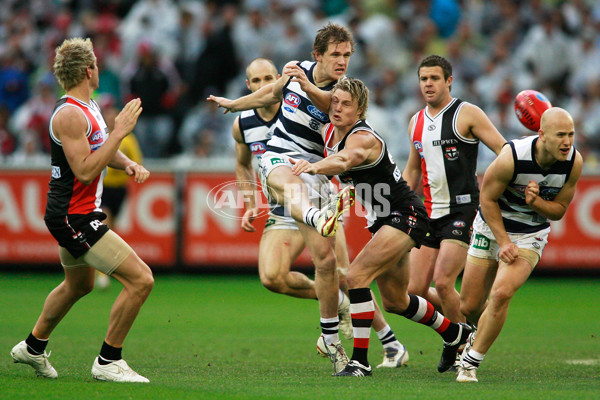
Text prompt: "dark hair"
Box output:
[[312, 22, 354, 59], [418, 55, 453, 81]]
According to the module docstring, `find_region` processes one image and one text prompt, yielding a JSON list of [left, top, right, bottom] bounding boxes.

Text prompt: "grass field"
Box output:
[[1, 272, 599, 399]]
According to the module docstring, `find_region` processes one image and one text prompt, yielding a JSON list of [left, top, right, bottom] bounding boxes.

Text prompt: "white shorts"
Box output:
[[467, 212, 549, 264], [263, 211, 299, 232], [259, 151, 336, 210]]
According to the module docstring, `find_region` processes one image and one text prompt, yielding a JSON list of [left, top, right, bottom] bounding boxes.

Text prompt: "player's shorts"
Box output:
[[45, 212, 110, 259], [467, 212, 549, 267], [263, 207, 299, 232], [58, 230, 132, 275], [421, 205, 477, 249], [101, 186, 127, 216], [369, 205, 430, 248], [259, 151, 335, 210]]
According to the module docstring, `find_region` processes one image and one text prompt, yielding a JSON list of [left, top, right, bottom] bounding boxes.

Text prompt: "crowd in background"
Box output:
[[1, 0, 599, 169]]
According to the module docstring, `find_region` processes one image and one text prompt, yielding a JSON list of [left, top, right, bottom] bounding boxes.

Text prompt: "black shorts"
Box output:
[[421, 206, 477, 249], [101, 186, 127, 216], [369, 205, 430, 248], [44, 212, 109, 259]]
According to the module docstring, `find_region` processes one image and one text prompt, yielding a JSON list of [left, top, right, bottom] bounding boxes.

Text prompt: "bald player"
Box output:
[[456, 108, 583, 382]]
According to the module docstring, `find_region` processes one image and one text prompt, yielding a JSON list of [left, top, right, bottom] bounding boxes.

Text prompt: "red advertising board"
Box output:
[[539, 176, 600, 269], [0, 170, 176, 267], [2, 170, 599, 270]]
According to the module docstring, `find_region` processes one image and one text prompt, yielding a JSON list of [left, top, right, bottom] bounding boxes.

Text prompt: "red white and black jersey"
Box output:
[[410, 98, 480, 219], [45, 96, 109, 218], [324, 120, 424, 228]]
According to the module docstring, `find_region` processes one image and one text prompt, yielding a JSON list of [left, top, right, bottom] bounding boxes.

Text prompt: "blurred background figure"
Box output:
[[97, 96, 143, 290]]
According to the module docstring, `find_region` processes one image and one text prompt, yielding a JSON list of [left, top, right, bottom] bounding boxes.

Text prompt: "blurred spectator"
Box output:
[[179, 101, 235, 158], [0, 50, 30, 113], [124, 41, 180, 158], [10, 74, 56, 154], [0, 107, 16, 157]]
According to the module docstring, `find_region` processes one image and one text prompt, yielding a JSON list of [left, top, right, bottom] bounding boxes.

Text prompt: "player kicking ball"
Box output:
[[292, 77, 470, 376]]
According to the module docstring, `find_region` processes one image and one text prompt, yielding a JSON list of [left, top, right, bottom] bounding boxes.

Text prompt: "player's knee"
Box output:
[[489, 285, 513, 306], [313, 251, 337, 273], [132, 268, 154, 298], [460, 297, 480, 320], [70, 281, 94, 299], [261, 275, 286, 294], [433, 278, 452, 297]]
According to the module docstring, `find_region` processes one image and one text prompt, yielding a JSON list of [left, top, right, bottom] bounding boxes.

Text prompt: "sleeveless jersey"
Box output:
[[492, 135, 575, 233], [324, 120, 423, 227], [410, 98, 480, 219], [45, 96, 109, 218], [238, 108, 279, 159], [266, 61, 334, 161]]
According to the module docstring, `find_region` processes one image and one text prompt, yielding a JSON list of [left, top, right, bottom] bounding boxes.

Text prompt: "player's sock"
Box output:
[[302, 207, 320, 228], [400, 294, 459, 342], [320, 317, 340, 345], [98, 341, 122, 365], [338, 289, 345, 306], [25, 332, 48, 355], [376, 324, 401, 351], [462, 349, 485, 368], [348, 288, 375, 366]]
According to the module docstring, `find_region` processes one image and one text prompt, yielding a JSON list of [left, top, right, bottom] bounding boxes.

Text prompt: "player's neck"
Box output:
[[426, 95, 453, 117], [534, 141, 556, 170], [257, 102, 280, 121], [312, 64, 334, 88], [66, 84, 92, 105]]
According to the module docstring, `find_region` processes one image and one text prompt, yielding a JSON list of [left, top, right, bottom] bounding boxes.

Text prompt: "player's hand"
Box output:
[[284, 65, 311, 92], [241, 208, 259, 232], [206, 95, 235, 114], [125, 163, 150, 183], [525, 180, 539, 205], [498, 242, 519, 264], [290, 158, 317, 175], [114, 98, 143, 139]]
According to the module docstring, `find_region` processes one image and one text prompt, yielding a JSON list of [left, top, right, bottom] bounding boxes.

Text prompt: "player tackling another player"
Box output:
[[457, 107, 582, 382]]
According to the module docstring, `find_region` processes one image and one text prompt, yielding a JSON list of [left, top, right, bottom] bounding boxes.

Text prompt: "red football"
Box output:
[[514, 90, 552, 132]]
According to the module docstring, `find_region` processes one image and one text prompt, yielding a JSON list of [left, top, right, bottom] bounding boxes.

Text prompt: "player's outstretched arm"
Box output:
[[291, 131, 374, 176], [525, 151, 583, 220], [207, 75, 287, 114]]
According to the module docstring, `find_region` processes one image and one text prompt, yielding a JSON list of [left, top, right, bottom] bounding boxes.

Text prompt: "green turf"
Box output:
[[1, 273, 599, 399]]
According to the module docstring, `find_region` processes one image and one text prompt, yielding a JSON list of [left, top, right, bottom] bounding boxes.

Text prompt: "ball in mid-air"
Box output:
[[514, 90, 552, 132]]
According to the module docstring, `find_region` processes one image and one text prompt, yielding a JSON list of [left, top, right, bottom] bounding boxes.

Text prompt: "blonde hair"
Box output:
[[53, 37, 96, 91], [332, 77, 369, 120]]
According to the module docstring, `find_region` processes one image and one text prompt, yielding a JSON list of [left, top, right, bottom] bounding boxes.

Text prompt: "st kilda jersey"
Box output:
[[45, 96, 109, 218], [324, 120, 423, 228], [410, 98, 480, 219], [238, 108, 279, 159]]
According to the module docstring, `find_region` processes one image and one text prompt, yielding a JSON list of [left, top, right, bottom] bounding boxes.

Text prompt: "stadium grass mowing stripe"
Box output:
[[1, 273, 599, 399]]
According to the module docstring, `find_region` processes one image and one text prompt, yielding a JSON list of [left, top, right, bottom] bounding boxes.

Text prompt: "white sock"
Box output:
[[320, 316, 340, 345], [338, 289, 345, 306], [302, 207, 320, 227], [376, 324, 401, 350], [463, 349, 485, 368]]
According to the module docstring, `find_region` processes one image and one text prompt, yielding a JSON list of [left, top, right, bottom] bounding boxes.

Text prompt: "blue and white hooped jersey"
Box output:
[[239, 108, 279, 159], [491, 135, 575, 233], [266, 61, 335, 162]]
